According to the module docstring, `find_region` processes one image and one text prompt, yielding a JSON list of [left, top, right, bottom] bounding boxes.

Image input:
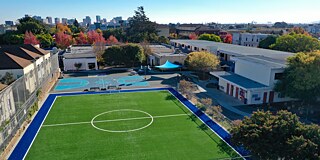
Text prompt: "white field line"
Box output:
[[42, 113, 190, 127]]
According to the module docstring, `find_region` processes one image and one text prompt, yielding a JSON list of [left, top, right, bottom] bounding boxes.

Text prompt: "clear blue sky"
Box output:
[[1, 0, 319, 24]]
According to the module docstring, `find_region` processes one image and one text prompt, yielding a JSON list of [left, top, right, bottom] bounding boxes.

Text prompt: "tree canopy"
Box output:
[[17, 17, 47, 34], [231, 110, 320, 159], [126, 6, 158, 43], [258, 35, 277, 49], [198, 34, 222, 42], [274, 51, 320, 104], [102, 28, 126, 42], [103, 44, 145, 67], [185, 51, 220, 72], [270, 33, 320, 53]]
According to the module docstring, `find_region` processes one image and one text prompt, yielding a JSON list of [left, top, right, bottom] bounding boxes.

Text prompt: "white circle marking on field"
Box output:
[[90, 109, 154, 133]]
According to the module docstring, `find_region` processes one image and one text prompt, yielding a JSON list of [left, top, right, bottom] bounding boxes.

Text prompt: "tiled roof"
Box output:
[[0, 83, 7, 91], [0, 44, 49, 70]]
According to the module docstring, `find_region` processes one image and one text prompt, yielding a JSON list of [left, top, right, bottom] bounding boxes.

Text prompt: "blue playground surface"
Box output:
[[54, 76, 149, 91]]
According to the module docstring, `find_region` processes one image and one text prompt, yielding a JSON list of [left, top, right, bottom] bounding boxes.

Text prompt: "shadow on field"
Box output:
[[165, 93, 239, 158]]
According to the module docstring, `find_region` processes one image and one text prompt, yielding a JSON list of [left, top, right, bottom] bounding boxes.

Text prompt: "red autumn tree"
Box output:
[[24, 31, 39, 45], [224, 33, 232, 44], [55, 32, 73, 49], [189, 33, 198, 40], [106, 35, 119, 45], [93, 33, 107, 63], [87, 30, 100, 44], [76, 32, 88, 44]]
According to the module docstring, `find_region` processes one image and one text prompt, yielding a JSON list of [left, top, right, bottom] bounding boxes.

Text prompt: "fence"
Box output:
[[0, 52, 60, 155]]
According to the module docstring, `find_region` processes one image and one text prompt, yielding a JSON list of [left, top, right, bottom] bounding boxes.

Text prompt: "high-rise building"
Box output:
[[96, 15, 101, 23], [102, 18, 107, 24], [55, 17, 60, 24], [61, 18, 67, 24], [32, 15, 42, 21], [83, 16, 91, 26], [5, 21, 14, 26], [46, 17, 53, 24], [67, 19, 75, 25]]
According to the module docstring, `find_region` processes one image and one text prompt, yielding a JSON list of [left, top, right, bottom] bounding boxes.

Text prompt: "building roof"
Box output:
[[149, 45, 187, 57], [219, 72, 268, 89], [0, 44, 49, 69], [232, 55, 287, 69], [63, 46, 97, 59], [170, 39, 294, 66], [0, 83, 7, 91]]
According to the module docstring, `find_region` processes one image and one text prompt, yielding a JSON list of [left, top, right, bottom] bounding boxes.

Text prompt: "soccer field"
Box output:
[[23, 91, 241, 159]]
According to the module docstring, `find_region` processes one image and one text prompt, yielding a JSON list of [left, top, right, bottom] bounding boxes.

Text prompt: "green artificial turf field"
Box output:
[[25, 91, 240, 160]]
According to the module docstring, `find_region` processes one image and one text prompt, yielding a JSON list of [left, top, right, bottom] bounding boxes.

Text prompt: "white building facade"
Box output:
[[232, 33, 270, 47], [170, 39, 293, 105], [62, 46, 98, 71]]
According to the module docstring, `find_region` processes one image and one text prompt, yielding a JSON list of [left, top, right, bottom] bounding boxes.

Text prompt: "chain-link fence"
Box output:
[[0, 53, 60, 154]]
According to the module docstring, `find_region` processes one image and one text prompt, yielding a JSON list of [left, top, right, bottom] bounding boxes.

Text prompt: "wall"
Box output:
[[0, 86, 15, 125], [269, 68, 285, 87], [233, 58, 271, 86], [63, 58, 97, 71]]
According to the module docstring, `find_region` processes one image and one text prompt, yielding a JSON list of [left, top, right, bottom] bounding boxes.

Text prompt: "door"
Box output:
[[226, 83, 230, 94], [235, 87, 239, 98], [230, 85, 234, 96], [269, 91, 274, 103], [263, 92, 267, 103]]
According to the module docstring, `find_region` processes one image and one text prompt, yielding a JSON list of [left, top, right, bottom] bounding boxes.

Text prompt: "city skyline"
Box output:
[[0, 0, 320, 24]]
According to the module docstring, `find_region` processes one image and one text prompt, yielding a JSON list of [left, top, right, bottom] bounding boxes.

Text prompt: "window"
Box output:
[[252, 94, 261, 101], [256, 39, 259, 42], [187, 45, 190, 49], [194, 47, 198, 51], [246, 38, 248, 41], [274, 73, 283, 80], [7, 98, 11, 110]]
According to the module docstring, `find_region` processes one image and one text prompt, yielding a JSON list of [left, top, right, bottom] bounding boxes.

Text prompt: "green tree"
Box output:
[[17, 17, 47, 34], [258, 35, 277, 49], [274, 51, 320, 104], [270, 33, 320, 53], [2, 33, 24, 45], [185, 51, 220, 77], [36, 34, 53, 48], [127, 6, 158, 43], [198, 34, 222, 42], [102, 28, 126, 42], [231, 110, 320, 159], [122, 43, 145, 66], [103, 44, 145, 67], [158, 36, 169, 44], [0, 72, 15, 85]]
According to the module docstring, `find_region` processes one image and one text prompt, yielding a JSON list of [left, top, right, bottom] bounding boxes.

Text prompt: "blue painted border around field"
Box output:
[[8, 88, 249, 160]]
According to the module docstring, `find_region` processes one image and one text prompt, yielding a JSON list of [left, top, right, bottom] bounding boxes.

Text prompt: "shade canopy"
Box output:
[[155, 60, 181, 69]]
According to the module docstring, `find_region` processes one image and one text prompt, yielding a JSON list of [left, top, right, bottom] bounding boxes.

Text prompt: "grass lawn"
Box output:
[[25, 91, 239, 160]]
